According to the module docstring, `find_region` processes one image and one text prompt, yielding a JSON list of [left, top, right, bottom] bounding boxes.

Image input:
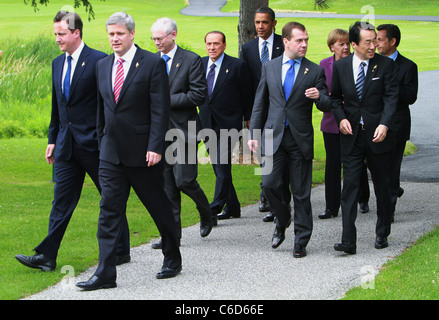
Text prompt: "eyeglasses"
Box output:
[[150, 32, 172, 42]]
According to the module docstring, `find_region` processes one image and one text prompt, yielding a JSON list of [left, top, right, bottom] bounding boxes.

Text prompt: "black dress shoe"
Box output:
[[271, 226, 286, 248], [293, 244, 307, 258], [359, 202, 369, 213], [258, 197, 271, 212], [398, 187, 404, 198], [217, 210, 241, 220], [151, 238, 181, 250], [200, 215, 213, 237], [262, 212, 275, 222], [334, 241, 356, 254], [318, 209, 338, 219], [156, 265, 182, 279], [116, 254, 131, 265], [375, 236, 389, 249], [76, 275, 116, 291], [15, 253, 56, 271]]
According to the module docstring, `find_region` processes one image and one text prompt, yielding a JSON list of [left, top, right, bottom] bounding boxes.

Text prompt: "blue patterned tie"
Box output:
[[63, 55, 72, 100], [283, 60, 296, 127], [260, 40, 269, 64], [162, 54, 170, 74], [207, 63, 216, 98], [356, 62, 366, 100]]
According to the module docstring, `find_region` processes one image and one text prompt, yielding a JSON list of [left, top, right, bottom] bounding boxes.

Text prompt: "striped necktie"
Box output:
[[114, 58, 125, 104], [356, 62, 366, 100], [260, 40, 269, 64]]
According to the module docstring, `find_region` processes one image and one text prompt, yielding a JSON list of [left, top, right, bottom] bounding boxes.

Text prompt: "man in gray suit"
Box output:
[[150, 18, 213, 250], [248, 22, 331, 258]]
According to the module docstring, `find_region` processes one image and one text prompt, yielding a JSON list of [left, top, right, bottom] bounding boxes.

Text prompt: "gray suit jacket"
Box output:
[[250, 56, 331, 160], [164, 46, 207, 142]]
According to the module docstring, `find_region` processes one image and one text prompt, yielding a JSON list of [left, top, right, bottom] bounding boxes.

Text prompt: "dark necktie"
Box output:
[[162, 54, 170, 74], [113, 58, 125, 104], [356, 61, 366, 100], [260, 40, 269, 64], [207, 63, 216, 97], [283, 60, 296, 127], [63, 55, 72, 100]]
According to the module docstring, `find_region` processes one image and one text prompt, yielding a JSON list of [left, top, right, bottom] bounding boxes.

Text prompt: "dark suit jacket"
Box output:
[[49, 44, 106, 160], [393, 53, 418, 141], [160, 46, 207, 142], [250, 56, 331, 160], [331, 54, 399, 155], [96, 45, 170, 167], [241, 33, 284, 96], [199, 53, 252, 132]]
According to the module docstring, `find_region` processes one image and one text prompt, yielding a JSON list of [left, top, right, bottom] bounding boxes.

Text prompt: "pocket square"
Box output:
[[372, 77, 380, 80]]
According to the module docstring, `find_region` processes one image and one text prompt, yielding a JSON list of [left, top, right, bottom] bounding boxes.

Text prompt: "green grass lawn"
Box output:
[[0, 0, 437, 300]]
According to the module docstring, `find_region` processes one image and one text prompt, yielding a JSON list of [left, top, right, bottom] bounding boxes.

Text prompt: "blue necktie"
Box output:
[[260, 40, 269, 64], [283, 60, 296, 127], [207, 63, 216, 97], [63, 55, 72, 100], [356, 61, 366, 100], [162, 54, 170, 74]]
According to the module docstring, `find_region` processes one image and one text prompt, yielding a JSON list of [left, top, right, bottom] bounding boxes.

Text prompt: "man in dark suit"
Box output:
[[15, 11, 130, 272], [241, 6, 285, 221], [150, 17, 213, 249], [199, 31, 252, 221], [76, 12, 181, 291], [248, 22, 331, 258], [331, 21, 398, 254], [376, 24, 418, 220]]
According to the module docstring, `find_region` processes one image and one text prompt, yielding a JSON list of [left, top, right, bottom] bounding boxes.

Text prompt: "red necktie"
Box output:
[[114, 58, 125, 103]]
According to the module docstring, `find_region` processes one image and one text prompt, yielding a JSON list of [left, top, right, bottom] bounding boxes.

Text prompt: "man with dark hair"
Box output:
[[241, 7, 285, 221], [376, 23, 418, 220], [15, 11, 131, 271], [248, 22, 331, 258], [331, 21, 399, 254]]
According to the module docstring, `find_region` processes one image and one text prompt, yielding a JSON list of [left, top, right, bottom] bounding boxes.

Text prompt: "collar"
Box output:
[[161, 44, 178, 60], [282, 53, 302, 66], [114, 44, 137, 65], [259, 32, 274, 47], [208, 52, 225, 69], [66, 41, 84, 61], [388, 50, 399, 61]]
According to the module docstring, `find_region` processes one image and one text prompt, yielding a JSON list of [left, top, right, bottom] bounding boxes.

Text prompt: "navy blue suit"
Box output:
[[35, 44, 130, 260], [199, 53, 252, 214]]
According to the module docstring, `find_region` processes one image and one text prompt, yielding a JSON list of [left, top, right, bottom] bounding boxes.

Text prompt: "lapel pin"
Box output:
[[176, 63, 180, 68], [226, 69, 229, 74], [136, 62, 139, 68], [81, 61, 85, 67], [372, 65, 377, 72], [304, 68, 309, 75]]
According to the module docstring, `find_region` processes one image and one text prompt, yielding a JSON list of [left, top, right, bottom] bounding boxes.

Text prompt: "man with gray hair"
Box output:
[[150, 17, 213, 251], [76, 12, 182, 291]]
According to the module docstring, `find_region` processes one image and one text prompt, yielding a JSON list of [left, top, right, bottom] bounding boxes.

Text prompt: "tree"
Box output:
[[24, 0, 103, 21]]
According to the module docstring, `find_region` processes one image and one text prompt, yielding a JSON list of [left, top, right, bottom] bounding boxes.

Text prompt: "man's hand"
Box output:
[[248, 139, 259, 153], [45, 144, 55, 164], [146, 151, 162, 167], [372, 124, 388, 143], [305, 87, 320, 100], [339, 119, 353, 135]]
